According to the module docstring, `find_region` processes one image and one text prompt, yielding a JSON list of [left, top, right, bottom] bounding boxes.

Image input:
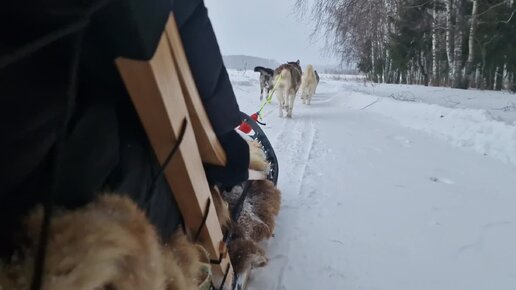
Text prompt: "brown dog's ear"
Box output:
[[296, 59, 300, 65]]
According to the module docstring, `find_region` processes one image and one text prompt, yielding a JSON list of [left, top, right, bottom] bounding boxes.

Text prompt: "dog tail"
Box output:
[[277, 68, 292, 90], [254, 66, 267, 73], [280, 68, 291, 81], [255, 66, 275, 76], [304, 65, 316, 82], [305, 64, 314, 75]]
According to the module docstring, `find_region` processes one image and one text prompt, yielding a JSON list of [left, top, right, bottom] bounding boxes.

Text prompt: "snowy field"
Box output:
[[228, 69, 516, 290]]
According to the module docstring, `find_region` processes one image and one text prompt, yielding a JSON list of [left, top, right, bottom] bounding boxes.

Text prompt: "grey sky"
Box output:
[[204, 0, 337, 66]]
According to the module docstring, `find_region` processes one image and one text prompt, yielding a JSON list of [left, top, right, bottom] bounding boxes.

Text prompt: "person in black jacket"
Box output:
[[0, 0, 249, 257]]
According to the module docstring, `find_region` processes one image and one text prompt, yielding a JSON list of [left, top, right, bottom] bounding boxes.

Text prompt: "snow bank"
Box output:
[[339, 81, 516, 124], [345, 92, 516, 167]]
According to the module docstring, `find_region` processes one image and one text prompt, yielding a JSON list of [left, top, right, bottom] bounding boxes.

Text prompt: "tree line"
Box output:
[[296, 0, 516, 91]]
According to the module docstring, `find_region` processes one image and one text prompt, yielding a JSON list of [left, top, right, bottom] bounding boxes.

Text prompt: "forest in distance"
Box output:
[[296, 0, 516, 91]]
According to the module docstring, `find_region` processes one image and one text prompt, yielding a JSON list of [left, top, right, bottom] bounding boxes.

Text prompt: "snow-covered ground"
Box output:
[[228, 69, 516, 290], [339, 80, 516, 125]]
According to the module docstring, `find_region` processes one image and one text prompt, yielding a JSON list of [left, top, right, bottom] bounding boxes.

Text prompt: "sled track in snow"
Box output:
[[233, 71, 516, 290], [272, 107, 316, 200], [295, 117, 316, 199], [266, 101, 320, 289]]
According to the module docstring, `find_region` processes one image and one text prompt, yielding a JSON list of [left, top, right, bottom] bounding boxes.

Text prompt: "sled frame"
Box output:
[[116, 13, 276, 290], [116, 14, 234, 289]]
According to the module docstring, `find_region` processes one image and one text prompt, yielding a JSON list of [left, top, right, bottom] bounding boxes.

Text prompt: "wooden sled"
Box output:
[[116, 14, 278, 290]]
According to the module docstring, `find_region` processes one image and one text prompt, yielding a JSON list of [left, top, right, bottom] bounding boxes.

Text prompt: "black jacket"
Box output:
[[0, 0, 246, 256]]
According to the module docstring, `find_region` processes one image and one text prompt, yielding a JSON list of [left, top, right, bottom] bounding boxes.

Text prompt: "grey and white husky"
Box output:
[[254, 66, 274, 100]]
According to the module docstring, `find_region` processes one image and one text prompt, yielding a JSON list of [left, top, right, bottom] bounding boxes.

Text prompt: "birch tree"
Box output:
[[452, 0, 465, 88], [296, 0, 515, 91], [431, 0, 440, 86], [445, 0, 455, 84], [465, 0, 479, 87]]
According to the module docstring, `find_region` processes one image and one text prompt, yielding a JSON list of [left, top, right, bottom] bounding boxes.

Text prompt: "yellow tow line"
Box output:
[[257, 74, 282, 118]]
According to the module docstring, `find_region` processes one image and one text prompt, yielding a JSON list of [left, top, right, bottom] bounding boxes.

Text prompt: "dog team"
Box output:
[[254, 60, 320, 118]]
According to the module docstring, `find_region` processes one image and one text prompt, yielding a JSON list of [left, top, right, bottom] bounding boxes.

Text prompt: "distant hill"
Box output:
[[222, 55, 356, 74], [314, 63, 359, 75], [223, 55, 279, 70]]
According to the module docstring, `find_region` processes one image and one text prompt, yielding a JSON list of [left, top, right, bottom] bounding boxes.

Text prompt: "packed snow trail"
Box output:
[[229, 71, 516, 290]]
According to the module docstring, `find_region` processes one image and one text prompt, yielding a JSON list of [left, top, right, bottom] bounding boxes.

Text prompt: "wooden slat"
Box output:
[[115, 33, 233, 289], [165, 14, 227, 166]]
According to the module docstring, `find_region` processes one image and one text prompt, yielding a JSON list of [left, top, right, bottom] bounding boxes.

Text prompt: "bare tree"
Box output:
[[464, 0, 479, 87], [431, 0, 440, 86], [445, 0, 455, 84], [297, 0, 515, 91], [452, 0, 465, 88]]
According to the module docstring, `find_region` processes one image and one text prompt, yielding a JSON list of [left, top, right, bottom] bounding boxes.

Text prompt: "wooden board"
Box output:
[[116, 32, 233, 289], [165, 14, 227, 167]]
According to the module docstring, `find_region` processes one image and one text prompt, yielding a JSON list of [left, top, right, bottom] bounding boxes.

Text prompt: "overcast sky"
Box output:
[[204, 0, 338, 65]]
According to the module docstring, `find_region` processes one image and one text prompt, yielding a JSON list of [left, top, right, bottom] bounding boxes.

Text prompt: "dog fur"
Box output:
[[234, 201, 272, 242], [4, 194, 165, 290], [300, 64, 319, 105], [212, 140, 269, 235], [247, 180, 281, 230], [211, 186, 231, 234], [230, 180, 281, 242], [254, 66, 274, 101], [221, 184, 244, 210], [163, 231, 206, 290], [0, 195, 211, 290], [228, 239, 267, 274], [219, 145, 282, 277], [248, 140, 269, 172], [274, 60, 302, 118]]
